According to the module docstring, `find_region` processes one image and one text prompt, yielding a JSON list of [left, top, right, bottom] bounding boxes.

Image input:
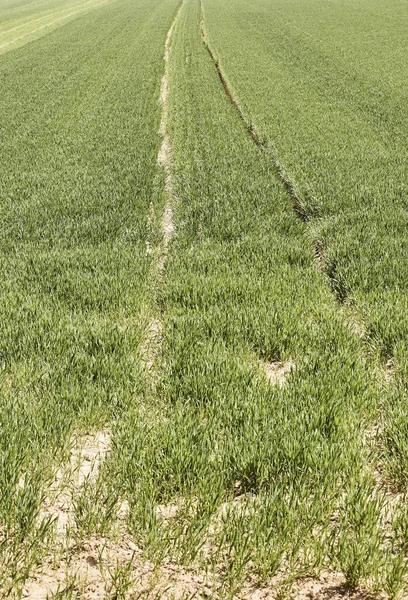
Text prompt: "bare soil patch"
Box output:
[[264, 360, 295, 387]]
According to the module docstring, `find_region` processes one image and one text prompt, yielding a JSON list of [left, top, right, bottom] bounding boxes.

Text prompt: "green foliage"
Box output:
[[202, 0, 408, 486], [1, 0, 407, 595], [109, 0, 405, 594], [0, 0, 177, 590]]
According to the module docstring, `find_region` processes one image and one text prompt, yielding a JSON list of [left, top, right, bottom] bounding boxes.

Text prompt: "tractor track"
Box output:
[[199, 4, 328, 269], [140, 0, 183, 374]]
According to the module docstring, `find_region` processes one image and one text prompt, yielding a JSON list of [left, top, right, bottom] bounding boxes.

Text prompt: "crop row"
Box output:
[[0, 0, 116, 55], [201, 0, 408, 491], [0, 0, 178, 591], [107, 0, 407, 595]]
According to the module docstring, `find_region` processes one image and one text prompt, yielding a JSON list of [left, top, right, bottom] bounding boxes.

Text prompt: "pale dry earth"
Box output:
[[24, 431, 114, 598], [140, 2, 182, 373], [263, 360, 296, 387]]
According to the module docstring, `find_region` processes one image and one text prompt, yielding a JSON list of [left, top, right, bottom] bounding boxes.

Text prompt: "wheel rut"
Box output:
[[199, 6, 311, 227], [140, 0, 183, 375]]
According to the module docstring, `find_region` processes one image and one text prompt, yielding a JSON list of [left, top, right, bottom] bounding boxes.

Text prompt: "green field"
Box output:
[[0, 0, 407, 596]]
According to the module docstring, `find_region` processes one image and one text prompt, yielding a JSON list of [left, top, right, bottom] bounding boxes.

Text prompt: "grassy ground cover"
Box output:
[[0, 0, 178, 592], [3, 0, 407, 595], [201, 0, 408, 489], [0, 0, 116, 55], [107, 0, 408, 595]]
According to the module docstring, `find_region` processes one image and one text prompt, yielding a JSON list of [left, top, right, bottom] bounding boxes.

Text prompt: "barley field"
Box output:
[[0, 0, 407, 597]]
